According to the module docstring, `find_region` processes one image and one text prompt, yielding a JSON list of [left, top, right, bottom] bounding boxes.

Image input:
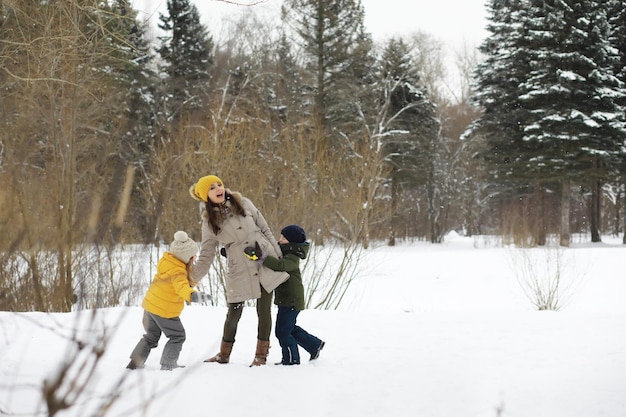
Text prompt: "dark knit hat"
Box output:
[[170, 231, 198, 263], [280, 224, 306, 243]]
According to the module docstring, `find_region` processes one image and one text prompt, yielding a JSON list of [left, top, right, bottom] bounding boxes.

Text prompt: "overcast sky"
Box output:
[[134, 0, 488, 50]]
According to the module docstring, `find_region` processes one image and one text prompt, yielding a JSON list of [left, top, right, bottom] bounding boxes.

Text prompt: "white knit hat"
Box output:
[[170, 231, 198, 263]]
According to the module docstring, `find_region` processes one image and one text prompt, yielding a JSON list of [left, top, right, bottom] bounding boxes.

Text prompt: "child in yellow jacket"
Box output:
[[127, 231, 210, 371]]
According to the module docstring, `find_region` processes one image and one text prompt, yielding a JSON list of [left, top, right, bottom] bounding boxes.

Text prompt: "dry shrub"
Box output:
[[500, 196, 540, 247], [507, 244, 585, 311]]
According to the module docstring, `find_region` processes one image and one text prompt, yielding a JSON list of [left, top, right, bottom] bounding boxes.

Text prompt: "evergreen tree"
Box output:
[[606, 0, 626, 243], [518, 0, 626, 242], [281, 0, 374, 137], [370, 38, 439, 242], [378, 38, 437, 184], [608, 0, 626, 86], [98, 0, 158, 244], [270, 32, 307, 123], [470, 0, 534, 186], [157, 0, 213, 116], [469, 0, 550, 243], [608, 0, 626, 118], [471, 0, 626, 244]]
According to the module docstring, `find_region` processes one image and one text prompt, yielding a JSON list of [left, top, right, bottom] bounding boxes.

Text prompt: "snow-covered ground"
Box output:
[[1, 234, 625, 417]]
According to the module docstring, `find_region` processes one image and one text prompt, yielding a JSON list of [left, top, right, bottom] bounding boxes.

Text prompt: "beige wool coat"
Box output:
[[189, 191, 288, 303]]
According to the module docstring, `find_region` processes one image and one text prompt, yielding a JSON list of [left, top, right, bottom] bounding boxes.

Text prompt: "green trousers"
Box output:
[[222, 287, 273, 342]]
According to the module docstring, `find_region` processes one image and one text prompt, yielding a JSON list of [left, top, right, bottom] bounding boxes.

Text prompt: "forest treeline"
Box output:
[[1, 0, 625, 311]]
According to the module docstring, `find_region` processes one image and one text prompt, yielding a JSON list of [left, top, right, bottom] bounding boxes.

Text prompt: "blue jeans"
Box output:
[[275, 306, 322, 364]]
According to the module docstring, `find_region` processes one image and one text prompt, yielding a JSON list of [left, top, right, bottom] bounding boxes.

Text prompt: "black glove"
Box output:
[[244, 241, 263, 261], [220, 247, 227, 258], [190, 291, 211, 304]]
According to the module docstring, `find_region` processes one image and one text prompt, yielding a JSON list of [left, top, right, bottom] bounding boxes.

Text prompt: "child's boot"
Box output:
[[310, 340, 325, 360], [160, 363, 186, 371], [278, 344, 300, 365], [126, 339, 150, 369], [125, 360, 145, 370]]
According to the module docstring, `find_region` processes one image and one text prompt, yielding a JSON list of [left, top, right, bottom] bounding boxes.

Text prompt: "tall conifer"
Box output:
[[518, 0, 626, 242], [281, 0, 373, 137], [157, 0, 213, 115]]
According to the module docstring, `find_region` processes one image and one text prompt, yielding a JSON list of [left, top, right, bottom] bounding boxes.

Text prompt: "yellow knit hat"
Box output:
[[190, 175, 223, 202]]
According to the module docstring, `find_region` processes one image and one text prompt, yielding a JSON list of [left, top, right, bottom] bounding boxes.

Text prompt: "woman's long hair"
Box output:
[[204, 190, 246, 234]]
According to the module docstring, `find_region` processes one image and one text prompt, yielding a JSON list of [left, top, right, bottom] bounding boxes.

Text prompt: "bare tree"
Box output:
[[0, 0, 154, 311]]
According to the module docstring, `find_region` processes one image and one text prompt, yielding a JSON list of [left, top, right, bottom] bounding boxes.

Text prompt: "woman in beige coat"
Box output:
[[189, 175, 288, 366]]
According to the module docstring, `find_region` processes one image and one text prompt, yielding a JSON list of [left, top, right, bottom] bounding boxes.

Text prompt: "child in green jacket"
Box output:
[[244, 225, 325, 365]]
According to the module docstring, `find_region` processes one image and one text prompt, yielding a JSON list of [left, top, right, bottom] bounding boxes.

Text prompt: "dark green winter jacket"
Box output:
[[262, 242, 309, 311]]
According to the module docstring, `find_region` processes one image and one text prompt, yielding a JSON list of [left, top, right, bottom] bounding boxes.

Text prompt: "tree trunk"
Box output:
[[590, 179, 602, 242], [622, 182, 626, 245], [388, 175, 396, 246], [560, 179, 571, 247], [623, 179, 626, 245], [614, 188, 622, 236], [535, 184, 546, 246]]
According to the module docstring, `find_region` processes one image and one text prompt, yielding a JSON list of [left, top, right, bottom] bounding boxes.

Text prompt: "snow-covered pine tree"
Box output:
[[470, 0, 534, 184], [518, 0, 626, 243], [374, 38, 440, 242], [272, 32, 307, 123], [281, 0, 374, 139], [605, 0, 626, 243], [98, 0, 159, 245], [607, 0, 626, 90], [157, 0, 213, 116]]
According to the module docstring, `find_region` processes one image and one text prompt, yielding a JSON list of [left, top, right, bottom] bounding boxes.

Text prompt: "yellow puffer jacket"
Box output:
[[142, 252, 195, 318]]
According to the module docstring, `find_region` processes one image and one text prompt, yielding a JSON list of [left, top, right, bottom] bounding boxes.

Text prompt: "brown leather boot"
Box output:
[[249, 339, 270, 367], [204, 340, 233, 364]]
